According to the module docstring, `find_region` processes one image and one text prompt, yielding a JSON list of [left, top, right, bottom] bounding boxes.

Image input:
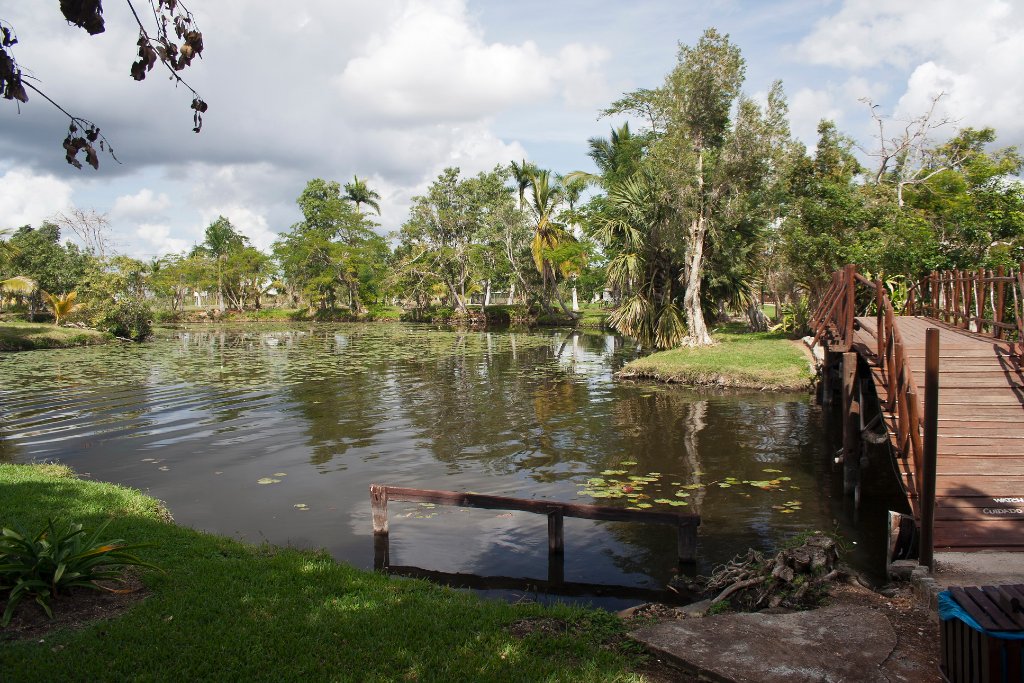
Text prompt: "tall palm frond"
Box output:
[[41, 290, 82, 326], [343, 175, 382, 215], [510, 159, 539, 210], [0, 275, 37, 295], [0, 228, 18, 259]]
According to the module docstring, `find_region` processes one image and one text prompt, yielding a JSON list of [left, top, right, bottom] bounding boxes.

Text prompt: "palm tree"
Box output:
[[526, 170, 577, 316], [343, 176, 382, 215], [509, 159, 538, 210], [41, 290, 82, 325], [0, 275, 39, 320], [598, 172, 686, 349]]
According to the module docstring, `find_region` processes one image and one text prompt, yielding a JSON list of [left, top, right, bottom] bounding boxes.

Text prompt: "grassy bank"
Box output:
[[618, 326, 814, 391], [0, 322, 111, 352], [0, 464, 651, 682]]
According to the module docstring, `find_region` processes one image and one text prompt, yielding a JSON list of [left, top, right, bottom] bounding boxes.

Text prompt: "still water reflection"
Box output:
[[0, 324, 885, 609]]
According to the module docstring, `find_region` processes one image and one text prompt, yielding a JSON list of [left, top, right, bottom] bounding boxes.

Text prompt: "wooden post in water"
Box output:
[[677, 519, 698, 564], [370, 483, 389, 536], [821, 349, 833, 407], [920, 328, 940, 572], [842, 352, 860, 496], [547, 508, 564, 554]]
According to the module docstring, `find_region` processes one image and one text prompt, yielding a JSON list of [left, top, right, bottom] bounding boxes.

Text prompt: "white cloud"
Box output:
[[0, 168, 73, 229], [198, 206, 277, 253], [135, 223, 187, 257], [789, 88, 844, 147], [797, 0, 1024, 145], [111, 189, 172, 221], [336, 0, 609, 123]]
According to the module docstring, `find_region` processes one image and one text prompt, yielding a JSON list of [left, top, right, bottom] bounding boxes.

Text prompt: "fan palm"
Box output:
[[343, 176, 382, 215]]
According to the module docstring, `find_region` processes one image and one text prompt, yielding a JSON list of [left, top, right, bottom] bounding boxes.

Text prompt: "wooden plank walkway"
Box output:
[[852, 316, 1024, 551]]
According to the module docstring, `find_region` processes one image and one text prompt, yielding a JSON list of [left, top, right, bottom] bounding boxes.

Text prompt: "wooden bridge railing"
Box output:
[[811, 263, 1024, 512], [904, 266, 1024, 356], [370, 484, 701, 564], [811, 265, 925, 508]]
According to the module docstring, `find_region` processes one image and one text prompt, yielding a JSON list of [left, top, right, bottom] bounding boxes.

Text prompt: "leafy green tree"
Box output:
[[275, 179, 383, 312], [593, 29, 792, 347], [4, 223, 91, 319], [781, 120, 870, 297], [151, 253, 212, 314], [198, 216, 247, 313]]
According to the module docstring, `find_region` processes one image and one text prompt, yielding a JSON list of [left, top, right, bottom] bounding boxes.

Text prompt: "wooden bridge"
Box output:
[[812, 265, 1024, 554]]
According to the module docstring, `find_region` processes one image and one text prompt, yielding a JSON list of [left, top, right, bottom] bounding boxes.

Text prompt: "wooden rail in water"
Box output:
[[812, 265, 1024, 553], [370, 484, 700, 563]]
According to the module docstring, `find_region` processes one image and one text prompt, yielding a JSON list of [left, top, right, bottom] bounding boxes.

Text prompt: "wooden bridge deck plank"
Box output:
[[851, 315, 1024, 552]]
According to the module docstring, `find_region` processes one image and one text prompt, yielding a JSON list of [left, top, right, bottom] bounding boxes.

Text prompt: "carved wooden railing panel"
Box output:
[[905, 265, 1024, 357]]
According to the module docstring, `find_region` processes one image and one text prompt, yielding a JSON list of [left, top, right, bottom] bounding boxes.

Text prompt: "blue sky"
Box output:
[[1, 0, 1021, 258]]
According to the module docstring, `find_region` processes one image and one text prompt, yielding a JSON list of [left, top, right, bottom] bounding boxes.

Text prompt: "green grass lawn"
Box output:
[[619, 325, 814, 390], [0, 464, 652, 682], [0, 322, 110, 351]]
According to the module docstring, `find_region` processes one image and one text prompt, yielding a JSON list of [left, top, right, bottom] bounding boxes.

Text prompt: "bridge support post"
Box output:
[[821, 349, 833, 407], [920, 328, 940, 572], [842, 352, 861, 496]]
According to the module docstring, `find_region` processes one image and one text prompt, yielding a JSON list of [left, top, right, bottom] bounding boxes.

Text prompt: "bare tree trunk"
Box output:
[[484, 280, 491, 306], [682, 215, 713, 346], [508, 281, 516, 305], [447, 280, 467, 313], [571, 283, 579, 312], [746, 303, 769, 332]]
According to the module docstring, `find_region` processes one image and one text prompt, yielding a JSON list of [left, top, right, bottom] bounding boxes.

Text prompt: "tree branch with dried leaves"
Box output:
[[0, 0, 208, 170]]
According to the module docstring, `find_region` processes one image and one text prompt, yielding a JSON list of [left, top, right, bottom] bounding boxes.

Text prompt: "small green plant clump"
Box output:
[[94, 300, 153, 341], [0, 518, 158, 626]]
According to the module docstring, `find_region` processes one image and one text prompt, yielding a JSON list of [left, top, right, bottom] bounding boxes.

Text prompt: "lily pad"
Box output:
[[669, 500, 689, 507], [621, 460, 638, 466], [273, 472, 288, 477], [257, 477, 281, 485]]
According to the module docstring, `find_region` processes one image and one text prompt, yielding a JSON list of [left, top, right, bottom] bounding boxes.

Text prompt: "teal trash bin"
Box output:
[[939, 586, 1024, 683]]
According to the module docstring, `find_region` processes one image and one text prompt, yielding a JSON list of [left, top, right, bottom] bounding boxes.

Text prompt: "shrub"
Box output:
[[93, 299, 153, 341], [0, 519, 159, 626]]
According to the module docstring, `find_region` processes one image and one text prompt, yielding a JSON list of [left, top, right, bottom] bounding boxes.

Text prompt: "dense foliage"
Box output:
[[2, 27, 1022, 349]]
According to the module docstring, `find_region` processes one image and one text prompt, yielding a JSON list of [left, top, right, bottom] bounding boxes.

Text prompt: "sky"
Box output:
[[1, 0, 1022, 259]]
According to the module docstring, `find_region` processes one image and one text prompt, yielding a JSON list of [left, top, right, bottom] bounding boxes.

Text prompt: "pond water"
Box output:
[[0, 323, 895, 610]]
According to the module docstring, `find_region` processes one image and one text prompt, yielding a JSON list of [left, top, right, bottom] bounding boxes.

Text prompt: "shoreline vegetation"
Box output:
[[617, 326, 815, 391], [0, 463, 659, 681], [0, 322, 111, 352]]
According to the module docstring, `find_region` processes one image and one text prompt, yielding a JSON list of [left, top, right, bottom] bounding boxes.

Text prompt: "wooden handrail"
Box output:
[[813, 263, 1024, 516], [905, 266, 1024, 353], [370, 484, 701, 563]]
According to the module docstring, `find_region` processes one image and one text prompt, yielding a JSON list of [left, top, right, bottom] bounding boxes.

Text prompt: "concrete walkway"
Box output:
[[629, 586, 940, 682]]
